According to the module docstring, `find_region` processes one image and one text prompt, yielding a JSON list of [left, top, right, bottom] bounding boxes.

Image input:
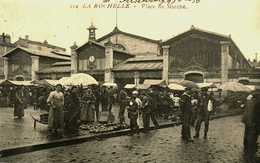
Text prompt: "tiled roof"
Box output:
[[3, 47, 70, 60], [15, 38, 66, 51], [52, 61, 71, 66], [51, 51, 70, 57], [113, 55, 163, 71], [37, 66, 71, 74], [113, 62, 162, 71], [127, 55, 163, 62]]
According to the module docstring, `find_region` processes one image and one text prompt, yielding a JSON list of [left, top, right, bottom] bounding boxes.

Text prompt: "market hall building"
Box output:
[[68, 24, 255, 86], [5, 24, 256, 86], [2, 36, 70, 81], [69, 24, 163, 87]]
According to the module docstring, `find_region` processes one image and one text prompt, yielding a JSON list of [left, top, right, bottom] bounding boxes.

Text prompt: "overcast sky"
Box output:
[[0, 0, 259, 60]]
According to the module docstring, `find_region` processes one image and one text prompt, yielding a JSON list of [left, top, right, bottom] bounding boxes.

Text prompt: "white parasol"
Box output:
[[59, 73, 98, 86], [168, 83, 185, 91], [124, 84, 136, 89], [219, 82, 252, 92]]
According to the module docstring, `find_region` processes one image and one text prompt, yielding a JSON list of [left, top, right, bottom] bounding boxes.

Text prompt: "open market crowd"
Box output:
[[8, 82, 260, 163]]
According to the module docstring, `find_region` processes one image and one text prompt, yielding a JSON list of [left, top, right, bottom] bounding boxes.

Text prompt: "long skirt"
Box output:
[[48, 107, 64, 131], [14, 103, 25, 118], [80, 104, 95, 122]]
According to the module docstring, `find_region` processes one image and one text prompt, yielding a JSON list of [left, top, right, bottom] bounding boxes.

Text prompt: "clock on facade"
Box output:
[[89, 56, 95, 63]]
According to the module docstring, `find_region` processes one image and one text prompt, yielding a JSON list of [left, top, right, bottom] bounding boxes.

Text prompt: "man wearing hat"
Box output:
[[127, 90, 140, 135], [242, 91, 260, 163], [118, 88, 128, 124], [180, 87, 193, 142], [194, 88, 213, 139]]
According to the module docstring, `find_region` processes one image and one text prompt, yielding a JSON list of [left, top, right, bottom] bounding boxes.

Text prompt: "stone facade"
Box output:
[[0, 33, 15, 77], [6, 50, 32, 80], [98, 27, 161, 56], [74, 40, 132, 82]]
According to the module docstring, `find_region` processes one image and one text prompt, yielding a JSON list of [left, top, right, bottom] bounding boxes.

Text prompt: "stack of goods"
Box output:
[[80, 123, 129, 134]]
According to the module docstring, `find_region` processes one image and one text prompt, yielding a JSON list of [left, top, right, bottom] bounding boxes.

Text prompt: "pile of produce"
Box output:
[[80, 123, 129, 134]]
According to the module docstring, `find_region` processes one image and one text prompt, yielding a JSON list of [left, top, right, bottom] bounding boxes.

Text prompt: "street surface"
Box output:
[[0, 105, 122, 149], [1, 116, 255, 163]]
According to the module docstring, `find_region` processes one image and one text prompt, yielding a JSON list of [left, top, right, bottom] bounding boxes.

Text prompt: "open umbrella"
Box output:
[[168, 83, 185, 91], [59, 73, 98, 86], [136, 84, 150, 90], [197, 83, 216, 89], [32, 80, 54, 87], [179, 80, 198, 89], [124, 84, 136, 89], [219, 82, 252, 92], [143, 79, 166, 87]]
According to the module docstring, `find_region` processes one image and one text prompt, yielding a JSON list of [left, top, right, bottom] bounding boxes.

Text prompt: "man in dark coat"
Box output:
[[180, 88, 193, 142], [148, 89, 159, 128], [242, 92, 260, 163], [65, 86, 80, 132], [194, 88, 213, 139], [118, 88, 128, 124], [141, 91, 154, 132], [92, 85, 101, 122], [127, 91, 139, 135], [100, 86, 108, 111]]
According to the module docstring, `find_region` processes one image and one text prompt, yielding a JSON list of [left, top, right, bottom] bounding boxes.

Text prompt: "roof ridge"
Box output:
[[97, 26, 161, 44], [15, 38, 66, 51], [163, 26, 230, 44]]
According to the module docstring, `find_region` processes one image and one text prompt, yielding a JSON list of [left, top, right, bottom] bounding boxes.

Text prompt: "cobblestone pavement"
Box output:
[[0, 105, 122, 149], [0, 105, 166, 149], [1, 116, 252, 163], [0, 107, 47, 149]]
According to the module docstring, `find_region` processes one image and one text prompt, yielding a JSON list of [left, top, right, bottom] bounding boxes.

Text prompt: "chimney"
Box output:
[[5, 34, 11, 43], [25, 35, 29, 40]]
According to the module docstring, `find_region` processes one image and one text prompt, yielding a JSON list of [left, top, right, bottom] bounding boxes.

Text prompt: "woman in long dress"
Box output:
[[47, 84, 64, 136], [14, 86, 26, 118], [80, 88, 96, 123]]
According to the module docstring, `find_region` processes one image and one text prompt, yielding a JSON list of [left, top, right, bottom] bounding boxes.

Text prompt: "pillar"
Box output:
[[31, 56, 39, 81], [162, 45, 170, 84], [104, 41, 114, 83], [134, 71, 140, 86], [3, 57, 8, 80], [220, 41, 230, 83], [70, 42, 78, 74]]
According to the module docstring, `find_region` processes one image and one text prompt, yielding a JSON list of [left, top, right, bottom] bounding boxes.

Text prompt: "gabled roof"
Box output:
[[3, 47, 70, 61], [97, 26, 161, 44], [76, 40, 134, 57], [163, 26, 230, 45], [163, 26, 251, 68]]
